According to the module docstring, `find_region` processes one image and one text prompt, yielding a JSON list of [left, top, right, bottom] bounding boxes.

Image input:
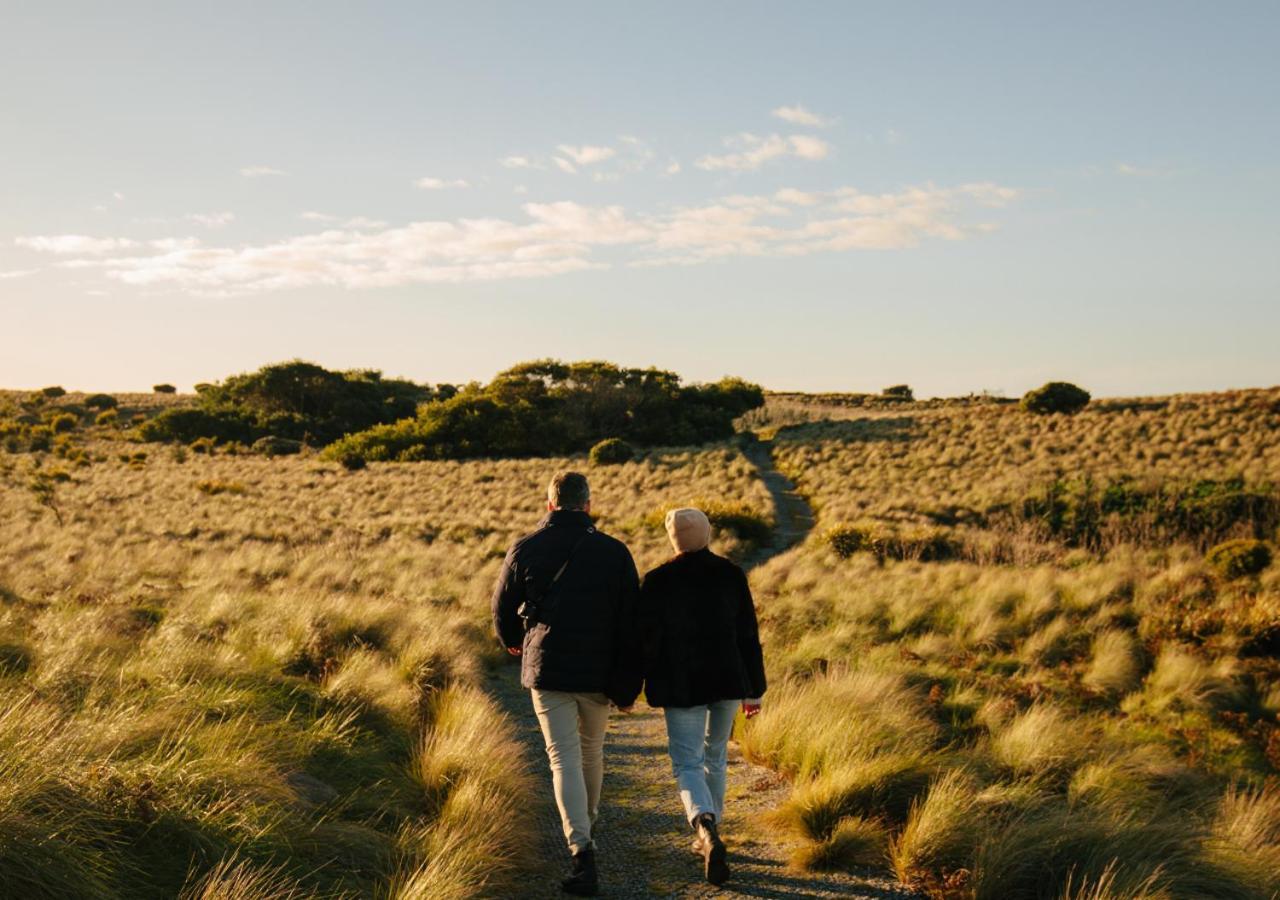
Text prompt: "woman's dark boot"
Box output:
[[694, 813, 730, 886], [560, 846, 599, 896]]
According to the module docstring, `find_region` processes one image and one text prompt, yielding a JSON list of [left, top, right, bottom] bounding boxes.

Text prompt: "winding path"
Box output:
[[489, 439, 914, 898]]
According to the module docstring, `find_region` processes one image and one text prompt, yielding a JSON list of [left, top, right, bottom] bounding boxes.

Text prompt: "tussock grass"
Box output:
[[0, 436, 766, 896]]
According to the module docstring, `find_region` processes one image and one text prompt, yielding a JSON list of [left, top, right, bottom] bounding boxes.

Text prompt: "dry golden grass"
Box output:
[[0, 435, 767, 897]]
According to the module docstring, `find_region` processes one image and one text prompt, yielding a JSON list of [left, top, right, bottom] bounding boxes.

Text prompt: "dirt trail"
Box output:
[[490, 440, 915, 898]]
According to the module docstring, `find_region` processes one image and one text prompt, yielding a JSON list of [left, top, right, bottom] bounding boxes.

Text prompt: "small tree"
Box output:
[[882, 385, 914, 401], [1022, 382, 1091, 415], [153, 383, 177, 394], [28, 468, 64, 525], [40, 386, 66, 399]]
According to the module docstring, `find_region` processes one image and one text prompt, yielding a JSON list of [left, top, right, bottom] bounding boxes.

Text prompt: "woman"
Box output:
[[638, 507, 767, 887]]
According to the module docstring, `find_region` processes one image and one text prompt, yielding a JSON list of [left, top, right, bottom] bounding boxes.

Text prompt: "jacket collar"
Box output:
[[541, 508, 595, 529]]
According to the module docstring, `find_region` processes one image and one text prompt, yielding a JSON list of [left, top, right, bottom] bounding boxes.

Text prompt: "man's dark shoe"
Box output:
[[694, 813, 730, 886], [561, 846, 599, 896]]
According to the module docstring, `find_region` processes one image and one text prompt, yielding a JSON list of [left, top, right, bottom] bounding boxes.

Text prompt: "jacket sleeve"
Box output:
[[491, 545, 525, 650], [736, 568, 767, 699], [607, 546, 644, 707]]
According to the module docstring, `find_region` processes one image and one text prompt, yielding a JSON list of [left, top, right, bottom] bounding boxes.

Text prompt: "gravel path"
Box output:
[[489, 439, 919, 898]]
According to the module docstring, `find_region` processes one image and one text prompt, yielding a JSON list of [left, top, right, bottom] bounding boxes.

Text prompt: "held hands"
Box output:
[[742, 700, 761, 719], [506, 646, 522, 657]]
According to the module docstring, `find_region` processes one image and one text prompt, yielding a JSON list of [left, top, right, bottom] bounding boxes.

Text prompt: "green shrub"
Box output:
[[1022, 381, 1091, 414], [588, 437, 634, 465], [83, 393, 118, 410], [189, 436, 216, 455], [826, 524, 872, 559], [48, 413, 77, 434], [882, 384, 914, 401], [40, 386, 66, 399], [251, 436, 304, 457], [94, 409, 118, 426], [336, 450, 367, 471], [1206, 539, 1272, 579], [153, 383, 177, 393]]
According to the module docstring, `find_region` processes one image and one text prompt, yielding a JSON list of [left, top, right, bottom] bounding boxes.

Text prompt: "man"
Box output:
[[492, 471, 641, 897]]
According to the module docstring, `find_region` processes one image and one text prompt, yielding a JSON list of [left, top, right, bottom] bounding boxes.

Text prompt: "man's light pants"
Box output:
[[531, 689, 610, 854]]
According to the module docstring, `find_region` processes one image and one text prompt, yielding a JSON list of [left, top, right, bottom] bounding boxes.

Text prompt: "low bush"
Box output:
[[153, 383, 176, 393], [588, 437, 634, 465], [83, 393, 118, 410], [48, 413, 77, 434], [823, 522, 957, 562], [94, 409, 118, 427], [1022, 381, 1091, 414], [1206, 539, 1272, 579], [252, 436, 304, 458], [40, 386, 65, 399]]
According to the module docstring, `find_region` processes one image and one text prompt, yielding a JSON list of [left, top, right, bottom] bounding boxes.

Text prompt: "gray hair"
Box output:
[[547, 471, 590, 510]]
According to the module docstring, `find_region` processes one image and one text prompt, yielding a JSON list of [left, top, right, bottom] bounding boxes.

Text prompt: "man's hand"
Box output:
[[506, 646, 522, 657]]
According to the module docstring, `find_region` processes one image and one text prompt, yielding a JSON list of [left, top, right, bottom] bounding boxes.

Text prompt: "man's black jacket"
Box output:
[[636, 548, 767, 708], [491, 509, 640, 705]]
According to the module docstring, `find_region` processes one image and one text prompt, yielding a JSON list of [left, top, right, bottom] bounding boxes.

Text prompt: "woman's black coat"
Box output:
[[637, 548, 767, 708]]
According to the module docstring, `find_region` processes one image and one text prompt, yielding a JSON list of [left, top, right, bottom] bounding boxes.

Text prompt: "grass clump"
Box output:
[[1206, 539, 1272, 579]]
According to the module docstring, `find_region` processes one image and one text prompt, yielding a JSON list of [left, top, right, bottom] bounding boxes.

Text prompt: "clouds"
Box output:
[[414, 177, 470, 189], [240, 166, 287, 178], [15, 235, 138, 254], [15, 181, 1015, 295], [186, 211, 235, 228], [557, 144, 616, 166], [771, 104, 833, 127], [695, 132, 832, 172]]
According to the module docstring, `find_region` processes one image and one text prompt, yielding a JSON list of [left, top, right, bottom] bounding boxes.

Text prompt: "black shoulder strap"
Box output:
[[548, 527, 596, 589]]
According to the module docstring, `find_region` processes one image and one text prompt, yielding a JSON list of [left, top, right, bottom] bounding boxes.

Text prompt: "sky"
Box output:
[[2, 1, 1278, 398]]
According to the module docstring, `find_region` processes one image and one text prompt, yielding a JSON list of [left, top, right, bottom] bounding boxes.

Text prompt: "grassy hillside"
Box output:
[[0, 426, 768, 898], [3, 382, 1279, 898], [743, 388, 1280, 898]]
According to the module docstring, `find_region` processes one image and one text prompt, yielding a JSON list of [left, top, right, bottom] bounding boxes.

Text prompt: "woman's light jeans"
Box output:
[[663, 699, 740, 825]]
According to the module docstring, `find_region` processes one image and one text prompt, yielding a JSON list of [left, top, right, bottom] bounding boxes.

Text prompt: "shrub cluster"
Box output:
[[824, 523, 958, 562], [324, 360, 764, 464], [1022, 381, 1091, 414], [1011, 476, 1279, 549], [139, 360, 435, 447]]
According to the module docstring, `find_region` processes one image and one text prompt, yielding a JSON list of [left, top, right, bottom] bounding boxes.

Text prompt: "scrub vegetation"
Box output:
[[742, 387, 1280, 898], [4, 379, 1279, 898], [0, 396, 769, 898]]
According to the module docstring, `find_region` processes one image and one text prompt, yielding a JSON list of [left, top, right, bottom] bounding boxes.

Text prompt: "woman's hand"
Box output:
[[506, 646, 522, 656], [742, 700, 761, 719]]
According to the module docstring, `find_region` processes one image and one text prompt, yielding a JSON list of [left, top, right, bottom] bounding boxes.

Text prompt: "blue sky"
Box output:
[[3, 1, 1277, 397]]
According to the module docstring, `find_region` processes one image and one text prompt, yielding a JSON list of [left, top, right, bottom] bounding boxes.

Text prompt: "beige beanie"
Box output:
[[665, 507, 711, 553]]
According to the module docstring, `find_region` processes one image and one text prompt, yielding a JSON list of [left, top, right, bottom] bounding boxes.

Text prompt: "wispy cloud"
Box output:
[[553, 157, 577, 174], [696, 133, 832, 172], [17, 181, 1015, 295], [300, 211, 340, 223], [557, 144, 616, 166], [500, 156, 533, 169], [1115, 162, 1174, 178], [771, 104, 834, 127], [186, 211, 235, 228], [239, 165, 287, 178], [0, 268, 39, 280], [414, 177, 470, 190], [15, 235, 138, 254]]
